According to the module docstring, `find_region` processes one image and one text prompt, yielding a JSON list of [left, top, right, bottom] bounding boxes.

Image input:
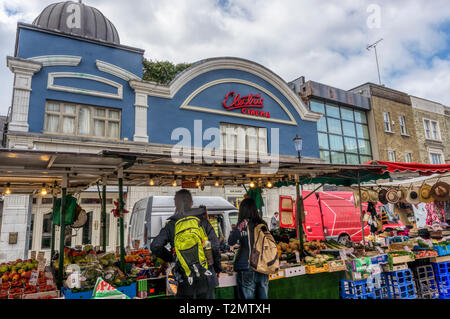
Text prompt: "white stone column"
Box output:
[[0, 195, 31, 262], [133, 90, 149, 142], [7, 57, 42, 133]]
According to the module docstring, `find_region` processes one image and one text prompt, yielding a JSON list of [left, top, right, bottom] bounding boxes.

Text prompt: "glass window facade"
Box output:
[[310, 99, 372, 164]]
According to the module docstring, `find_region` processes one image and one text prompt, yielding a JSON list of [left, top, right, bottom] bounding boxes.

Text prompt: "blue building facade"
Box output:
[[6, 1, 322, 159]]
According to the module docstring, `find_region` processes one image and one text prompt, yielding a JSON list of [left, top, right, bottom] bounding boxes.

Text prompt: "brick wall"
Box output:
[[371, 95, 420, 162], [413, 108, 449, 164]]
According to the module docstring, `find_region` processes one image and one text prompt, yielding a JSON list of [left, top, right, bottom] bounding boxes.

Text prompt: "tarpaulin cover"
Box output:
[[365, 161, 450, 175], [274, 170, 390, 187]]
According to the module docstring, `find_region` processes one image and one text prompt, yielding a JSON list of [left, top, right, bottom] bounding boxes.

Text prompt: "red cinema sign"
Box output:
[[222, 91, 270, 119]]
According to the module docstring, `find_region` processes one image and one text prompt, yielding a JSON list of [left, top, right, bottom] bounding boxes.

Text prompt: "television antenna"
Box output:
[[367, 38, 383, 85]]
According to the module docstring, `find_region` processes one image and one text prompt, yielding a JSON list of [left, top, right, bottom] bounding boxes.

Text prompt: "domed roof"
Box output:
[[32, 1, 120, 44]]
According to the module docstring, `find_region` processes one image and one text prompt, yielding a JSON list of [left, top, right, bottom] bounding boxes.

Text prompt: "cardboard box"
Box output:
[[347, 257, 372, 272], [382, 263, 408, 272], [328, 260, 346, 272], [345, 271, 370, 281], [430, 255, 450, 263], [391, 255, 414, 264]]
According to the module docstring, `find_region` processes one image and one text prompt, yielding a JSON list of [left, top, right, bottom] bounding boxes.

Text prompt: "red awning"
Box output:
[[365, 161, 450, 175]]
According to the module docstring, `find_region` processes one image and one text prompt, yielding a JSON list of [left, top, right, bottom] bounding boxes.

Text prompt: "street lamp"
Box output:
[[293, 135, 303, 163]]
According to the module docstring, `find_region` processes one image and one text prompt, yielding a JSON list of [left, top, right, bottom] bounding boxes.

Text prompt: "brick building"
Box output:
[[410, 96, 449, 165], [350, 83, 420, 163]]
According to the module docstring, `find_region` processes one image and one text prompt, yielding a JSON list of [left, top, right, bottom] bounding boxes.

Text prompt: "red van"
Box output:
[[279, 191, 403, 244]]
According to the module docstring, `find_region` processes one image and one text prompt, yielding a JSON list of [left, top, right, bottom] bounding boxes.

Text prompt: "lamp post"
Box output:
[[293, 136, 305, 258], [293, 135, 303, 163]]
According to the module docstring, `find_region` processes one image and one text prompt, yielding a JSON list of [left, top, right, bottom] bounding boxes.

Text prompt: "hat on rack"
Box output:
[[360, 190, 370, 203], [419, 184, 434, 203], [431, 182, 450, 201], [378, 189, 389, 205], [398, 186, 408, 203], [386, 188, 402, 204], [368, 190, 379, 203], [352, 190, 359, 208], [406, 187, 420, 205]]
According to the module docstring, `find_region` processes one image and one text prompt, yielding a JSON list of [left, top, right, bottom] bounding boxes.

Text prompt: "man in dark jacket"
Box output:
[[150, 207, 222, 299]]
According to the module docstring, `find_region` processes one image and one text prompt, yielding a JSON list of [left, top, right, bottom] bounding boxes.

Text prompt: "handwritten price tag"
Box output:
[[295, 251, 300, 263], [376, 246, 384, 254], [404, 246, 412, 253], [29, 271, 39, 286], [31, 251, 36, 260], [38, 258, 46, 272], [339, 250, 347, 260]]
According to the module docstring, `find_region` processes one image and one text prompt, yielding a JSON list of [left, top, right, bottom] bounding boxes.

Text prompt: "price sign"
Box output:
[[38, 258, 46, 272], [29, 271, 39, 286], [404, 246, 412, 253], [133, 240, 140, 250], [95, 246, 101, 253], [37, 251, 45, 261], [376, 246, 384, 254], [31, 251, 36, 260], [295, 251, 300, 263], [46, 280, 53, 287], [67, 272, 80, 289]]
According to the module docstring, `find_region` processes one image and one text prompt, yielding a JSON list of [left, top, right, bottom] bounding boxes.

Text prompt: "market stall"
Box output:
[[3, 150, 450, 300]]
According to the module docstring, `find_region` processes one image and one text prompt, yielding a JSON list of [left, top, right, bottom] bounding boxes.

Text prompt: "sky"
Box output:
[[0, 0, 449, 116]]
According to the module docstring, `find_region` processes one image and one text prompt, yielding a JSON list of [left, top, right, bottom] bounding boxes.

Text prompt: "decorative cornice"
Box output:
[[7, 56, 42, 75], [47, 72, 123, 100], [181, 78, 298, 126], [96, 60, 140, 81], [28, 55, 82, 67], [129, 57, 323, 122]]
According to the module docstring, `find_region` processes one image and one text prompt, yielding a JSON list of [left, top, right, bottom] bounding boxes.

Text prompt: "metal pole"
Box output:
[[295, 175, 305, 257], [102, 177, 107, 253], [118, 169, 125, 272], [357, 172, 366, 245], [57, 175, 68, 288], [374, 46, 382, 85], [50, 188, 57, 262]]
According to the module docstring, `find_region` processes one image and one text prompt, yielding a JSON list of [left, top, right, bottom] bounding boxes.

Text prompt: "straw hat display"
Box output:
[[431, 182, 450, 201], [386, 188, 402, 204], [368, 190, 379, 203], [378, 189, 389, 205], [398, 186, 408, 203], [360, 190, 370, 203], [419, 184, 434, 203], [406, 187, 421, 205]]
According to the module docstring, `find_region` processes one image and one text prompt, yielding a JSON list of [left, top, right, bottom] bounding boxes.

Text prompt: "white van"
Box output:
[[128, 196, 239, 249]]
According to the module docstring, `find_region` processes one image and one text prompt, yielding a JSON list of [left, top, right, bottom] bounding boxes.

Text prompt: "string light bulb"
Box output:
[[5, 183, 11, 195], [196, 179, 201, 187], [149, 176, 155, 186], [249, 180, 256, 189], [40, 184, 48, 196], [266, 180, 273, 189], [172, 176, 178, 187], [214, 178, 220, 187]]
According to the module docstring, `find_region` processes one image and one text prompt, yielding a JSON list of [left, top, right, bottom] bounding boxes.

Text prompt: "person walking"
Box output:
[[270, 212, 280, 231], [228, 198, 270, 299], [150, 189, 222, 299]]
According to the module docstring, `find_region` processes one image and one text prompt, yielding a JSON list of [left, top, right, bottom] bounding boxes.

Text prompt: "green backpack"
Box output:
[[174, 216, 212, 285]]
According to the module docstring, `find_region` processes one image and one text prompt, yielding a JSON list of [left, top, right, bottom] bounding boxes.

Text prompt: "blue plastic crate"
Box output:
[[117, 282, 136, 298], [432, 262, 450, 278], [433, 244, 450, 257], [61, 287, 93, 299], [371, 254, 388, 265], [340, 279, 373, 299], [383, 271, 416, 299]]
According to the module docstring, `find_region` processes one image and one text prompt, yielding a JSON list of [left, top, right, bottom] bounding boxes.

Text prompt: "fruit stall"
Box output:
[[1, 149, 450, 299]]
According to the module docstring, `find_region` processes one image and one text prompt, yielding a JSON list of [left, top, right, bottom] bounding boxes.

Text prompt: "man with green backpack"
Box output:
[[150, 190, 222, 299]]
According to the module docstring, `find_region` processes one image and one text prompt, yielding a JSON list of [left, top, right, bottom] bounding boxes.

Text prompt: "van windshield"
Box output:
[[229, 212, 238, 229]]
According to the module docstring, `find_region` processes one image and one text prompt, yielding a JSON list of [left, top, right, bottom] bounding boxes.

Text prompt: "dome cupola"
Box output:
[[33, 1, 120, 44]]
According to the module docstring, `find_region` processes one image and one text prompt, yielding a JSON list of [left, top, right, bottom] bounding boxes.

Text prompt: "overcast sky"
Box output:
[[0, 0, 449, 116]]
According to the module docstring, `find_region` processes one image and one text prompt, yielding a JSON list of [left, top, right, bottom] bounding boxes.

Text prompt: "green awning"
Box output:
[[274, 170, 391, 187]]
